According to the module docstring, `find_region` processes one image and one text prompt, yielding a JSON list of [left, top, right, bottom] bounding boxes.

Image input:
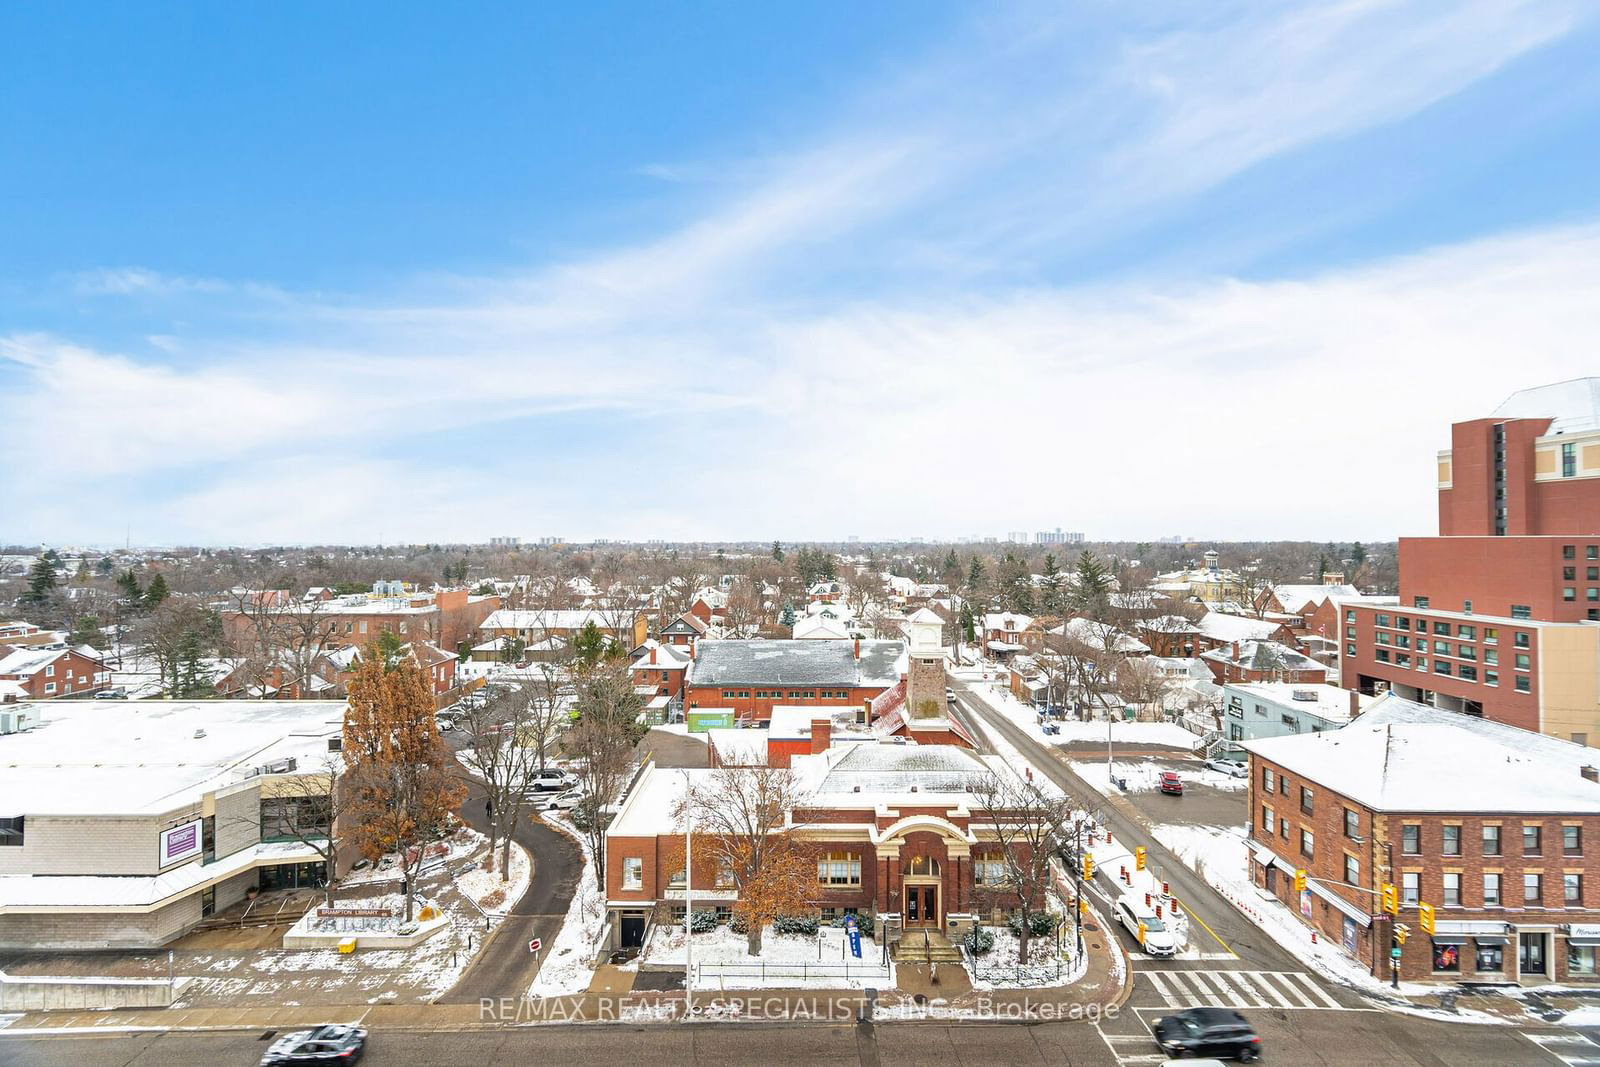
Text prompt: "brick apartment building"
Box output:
[[1244, 695, 1600, 985], [1344, 379, 1600, 743], [223, 588, 500, 658], [682, 639, 905, 724]]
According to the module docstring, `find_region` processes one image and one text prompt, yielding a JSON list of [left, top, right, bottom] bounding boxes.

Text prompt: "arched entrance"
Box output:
[[876, 814, 974, 934]]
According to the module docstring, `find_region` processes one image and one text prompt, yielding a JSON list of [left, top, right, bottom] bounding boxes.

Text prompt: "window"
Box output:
[[1524, 825, 1543, 855], [1442, 826, 1460, 856], [1262, 807, 1275, 835], [1570, 944, 1598, 976], [1458, 645, 1477, 660], [1483, 825, 1502, 855], [622, 857, 643, 890], [1565, 588, 1578, 602], [1477, 941, 1504, 972], [1515, 676, 1531, 693], [1565, 544, 1579, 559], [1279, 775, 1288, 796], [1483, 873, 1501, 907], [1567, 874, 1584, 905], [667, 867, 686, 889], [1484, 627, 1498, 645], [1403, 824, 1421, 855], [1261, 767, 1275, 792], [1459, 665, 1477, 682], [1300, 787, 1314, 814], [1565, 444, 1579, 478], [1433, 940, 1461, 973], [973, 858, 1008, 886], [716, 858, 735, 887], [1524, 873, 1543, 905], [0, 816, 22, 847], [1344, 809, 1360, 839], [260, 796, 331, 841], [1485, 648, 1498, 666], [1376, 614, 1391, 627], [1443, 873, 1461, 907], [1458, 625, 1476, 641], [1433, 621, 1451, 636], [1434, 660, 1450, 676], [1397, 616, 1412, 631], [904, 855, 941, 876], [1566, 826, 1584, 856], [818, 851, 863, 887], [1402, 872, 1420, 904], [1414, 596, 1430, 609], [1511, 605, 1532, 620], [1514, 632, 1531, 648], [1300, 829, 1314, 859], [1485, 670, 1499, 687], [1515, 653, 1531, 670], [1433, 640, 1450, 655], [1463, 600, 1474, 615], [1344, 855, 1359, 884]]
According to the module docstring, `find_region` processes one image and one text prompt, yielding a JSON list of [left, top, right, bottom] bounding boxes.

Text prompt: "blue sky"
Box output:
[[4, 1, 1600, 546]]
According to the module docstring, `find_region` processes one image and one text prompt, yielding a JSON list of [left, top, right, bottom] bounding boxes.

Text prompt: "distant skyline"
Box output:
[[5, 2, 1600, 545]]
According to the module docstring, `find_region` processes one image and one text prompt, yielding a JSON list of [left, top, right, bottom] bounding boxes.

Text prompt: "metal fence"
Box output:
[[692, 960, 892, 984]]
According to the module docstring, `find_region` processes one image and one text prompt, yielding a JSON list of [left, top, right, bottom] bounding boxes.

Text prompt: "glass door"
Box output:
[[1520, 932, 1547, 975]]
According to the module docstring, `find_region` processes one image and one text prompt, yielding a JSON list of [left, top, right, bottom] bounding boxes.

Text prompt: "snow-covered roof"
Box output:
[[631, 643, 691, 670], [1202, 640, 1321, 673], [0, 700, 346, 816], [0, 644, 102, 677], [688, 639, 906, 689], [1193, 612, 1282, 644], [1052, 617, 1149, 653], [982, 612, 1034, 632], [481, 609, 612, 631], [1491, 377, 1600, 435], [706, 729, 768, 767], [801, 742, 1008, 799], [906, 607, 944, 625], [767, 705, 862, 741], [1244, 694, 1600, 813], [792, 616, 852, 641], [1268, 584, 1360, 615], [1223, 682, 1369, 724]]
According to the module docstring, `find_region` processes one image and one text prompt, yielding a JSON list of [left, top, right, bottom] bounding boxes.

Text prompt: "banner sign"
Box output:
[[846, 916, 862, 958], [158, 819, 203, 867]]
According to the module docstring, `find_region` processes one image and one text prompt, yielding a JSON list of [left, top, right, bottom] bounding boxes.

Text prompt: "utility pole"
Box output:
[[683, 769, 693, 1017]]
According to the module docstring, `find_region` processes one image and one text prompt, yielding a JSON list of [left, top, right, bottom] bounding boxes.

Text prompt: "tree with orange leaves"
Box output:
[[343, 649, 467, 922]]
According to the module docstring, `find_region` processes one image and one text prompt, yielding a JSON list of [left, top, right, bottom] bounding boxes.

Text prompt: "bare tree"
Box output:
[[674, 764, 816, 956], [972, 768, 1076, 961], [564, 660, 645, 889], [720, 577, 765, 638], [1116, 656, 1175, 718], [457, 680, 544, 876]]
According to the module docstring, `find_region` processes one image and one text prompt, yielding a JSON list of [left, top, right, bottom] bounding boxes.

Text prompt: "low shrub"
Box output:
[[775, 914, 820, 936], [1006, 912, 1059, 938], [964, 928, 996, 955], [833, 911, 875, 937], [686, 910, 718, 933]]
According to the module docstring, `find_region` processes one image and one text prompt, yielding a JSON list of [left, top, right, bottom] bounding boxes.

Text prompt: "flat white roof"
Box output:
[[1224, 682, 1369, 724], [0, 700, 346, 816]]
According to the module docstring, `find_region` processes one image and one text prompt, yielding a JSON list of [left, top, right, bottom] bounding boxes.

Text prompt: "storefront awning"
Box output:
[[1473, 935, 1509, 946], [1429, 934, 1468, 945], [1568, 937, 1600, 948]]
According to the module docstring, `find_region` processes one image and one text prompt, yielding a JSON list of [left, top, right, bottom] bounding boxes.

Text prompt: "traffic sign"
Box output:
[[528, 937, 543, 953], [1390, 947, 1402, 959]]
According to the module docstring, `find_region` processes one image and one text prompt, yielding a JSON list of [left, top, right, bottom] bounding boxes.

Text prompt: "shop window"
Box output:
[[1570, 943, 1599, 976], [1432, 940, 1461, 973], [0, 816, 22, 847], [1475, 940, 1504, 972]]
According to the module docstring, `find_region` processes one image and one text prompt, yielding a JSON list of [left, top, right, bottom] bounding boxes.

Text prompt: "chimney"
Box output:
[[1350, 689, 1361, 720], [1583, 766, 1598, 783], [1231, 641, 1239, 661], [649, 646, 657, 664], [811, 717, 832, 755], [854, 637, 861, 660]]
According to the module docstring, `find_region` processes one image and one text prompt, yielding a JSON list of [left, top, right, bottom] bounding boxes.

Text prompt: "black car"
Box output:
[[260, 1024, 368, 1064], [1152, 1007, 1261, 1062]]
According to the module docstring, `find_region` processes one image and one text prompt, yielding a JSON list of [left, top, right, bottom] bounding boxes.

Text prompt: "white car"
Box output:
[[1204, 758, 1248, 778], [536, 787, 585, 811], [1116, 892, 1179, 957], [526, 768, 579, 793]]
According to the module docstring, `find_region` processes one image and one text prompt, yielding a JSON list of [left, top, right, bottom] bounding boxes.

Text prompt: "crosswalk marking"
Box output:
[[1140, 969, 1346, 1010], [1526, 1033, 1600, 1066]]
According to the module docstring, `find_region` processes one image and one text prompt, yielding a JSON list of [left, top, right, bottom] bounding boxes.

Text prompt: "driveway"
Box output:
[[438, 776, 583, 1003]]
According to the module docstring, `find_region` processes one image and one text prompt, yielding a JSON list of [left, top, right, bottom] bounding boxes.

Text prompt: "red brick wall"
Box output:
[[1400, 537, 1590, 621], [1441, 416, 1600, 536], [682, 685, 883, 723]]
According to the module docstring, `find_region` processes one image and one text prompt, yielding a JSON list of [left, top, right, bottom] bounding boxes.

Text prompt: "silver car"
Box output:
[[1204, 758, 1248, 778]]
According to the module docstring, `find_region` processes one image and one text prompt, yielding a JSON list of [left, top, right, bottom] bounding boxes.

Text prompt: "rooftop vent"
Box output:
[[193, 728, 207, 739], [1583, 766, 1598, 784], [1291, 689, 1317, 702]]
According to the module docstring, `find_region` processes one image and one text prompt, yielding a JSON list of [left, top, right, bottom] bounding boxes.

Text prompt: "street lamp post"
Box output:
[[683, 769, 693, 1017]]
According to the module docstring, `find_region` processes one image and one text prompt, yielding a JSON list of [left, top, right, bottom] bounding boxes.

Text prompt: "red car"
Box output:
[[1159, 771, 1184, 795]]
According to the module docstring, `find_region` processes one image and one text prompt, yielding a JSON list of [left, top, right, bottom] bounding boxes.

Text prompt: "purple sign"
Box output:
[[160, 819, 202, 866]]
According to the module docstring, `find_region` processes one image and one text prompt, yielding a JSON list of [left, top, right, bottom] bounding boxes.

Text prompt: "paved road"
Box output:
[[1, 1013, 1576, 1067], [436, 776, 583, 1003]]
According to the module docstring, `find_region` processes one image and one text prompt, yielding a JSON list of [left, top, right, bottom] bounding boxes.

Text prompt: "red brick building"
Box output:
[[1244, 696, 1600, 985], [629, 642, 690, 702], [682, 639, 904, 724], [603, 743, 1038, 950], [1201, 641, 1327, 685], [0, 646, 110, 699], [1344, 380, 1600, 742]]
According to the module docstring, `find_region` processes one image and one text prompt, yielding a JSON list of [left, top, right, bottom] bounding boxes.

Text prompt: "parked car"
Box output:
[[1041, 722, 1061, 735], [260, 1024, 368, 1065], [1152, 1007, 1261, 1062], [92, 689, 127, 700], [536, 787, 585, 811], [526, 768, 579, 793], [1204, 758, 1248, 778], [1159, 771, 1184, 795]]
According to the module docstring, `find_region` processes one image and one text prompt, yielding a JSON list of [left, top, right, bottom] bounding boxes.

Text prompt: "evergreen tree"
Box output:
[[573, 620, 608, 670], [375, 629, 408, 671], [944, 549, 959, 574], [771, 540, 785, 563], [779, 604, 797, 630], [117, 569, 144, 610], [959, 602, 976, 644], [67, 614, 104, 650], [175, 628, 209, 697], [1316, 553, 1329, 582], [1349, 542, 1368, 566], [966, 557, 986, 601], [96, 557, 115, 576], [23, 557, 57, 605], [1039, 554, 1064, 616], [143, 573, 171, 611], [1072, 550, 1112, 619]]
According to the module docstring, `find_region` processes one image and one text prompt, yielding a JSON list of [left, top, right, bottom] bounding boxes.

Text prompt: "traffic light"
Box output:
[[1078, 896, 1090, 916], [1135, 846, 1147, 872], [1418, 902, 1435, 936], [1137, 921, 1147, 945], [1293, 868, 1307, 893], [1394, 924, 1409, 946], [1381, 882, 1398, 915], [1082, 855, 1095, 881]]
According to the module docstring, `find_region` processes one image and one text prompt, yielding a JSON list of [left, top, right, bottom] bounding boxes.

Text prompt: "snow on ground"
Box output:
[[1071, 759, 1246, 795], [967, 929, 1086, 990], [527, 812, 606, 998], [1561, 1006, 1600, 1027], [639, 922, 892, 990], [342, 823, 486, 888], [456, 837, 531, 914], [959, 676, 1200, 751]]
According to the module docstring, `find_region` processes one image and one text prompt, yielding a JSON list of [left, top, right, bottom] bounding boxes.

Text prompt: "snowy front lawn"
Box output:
[[966, 928, 1083, 990]]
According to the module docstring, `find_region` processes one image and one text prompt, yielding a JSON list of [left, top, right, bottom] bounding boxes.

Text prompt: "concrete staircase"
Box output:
[[891, 929, 964, 965]]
